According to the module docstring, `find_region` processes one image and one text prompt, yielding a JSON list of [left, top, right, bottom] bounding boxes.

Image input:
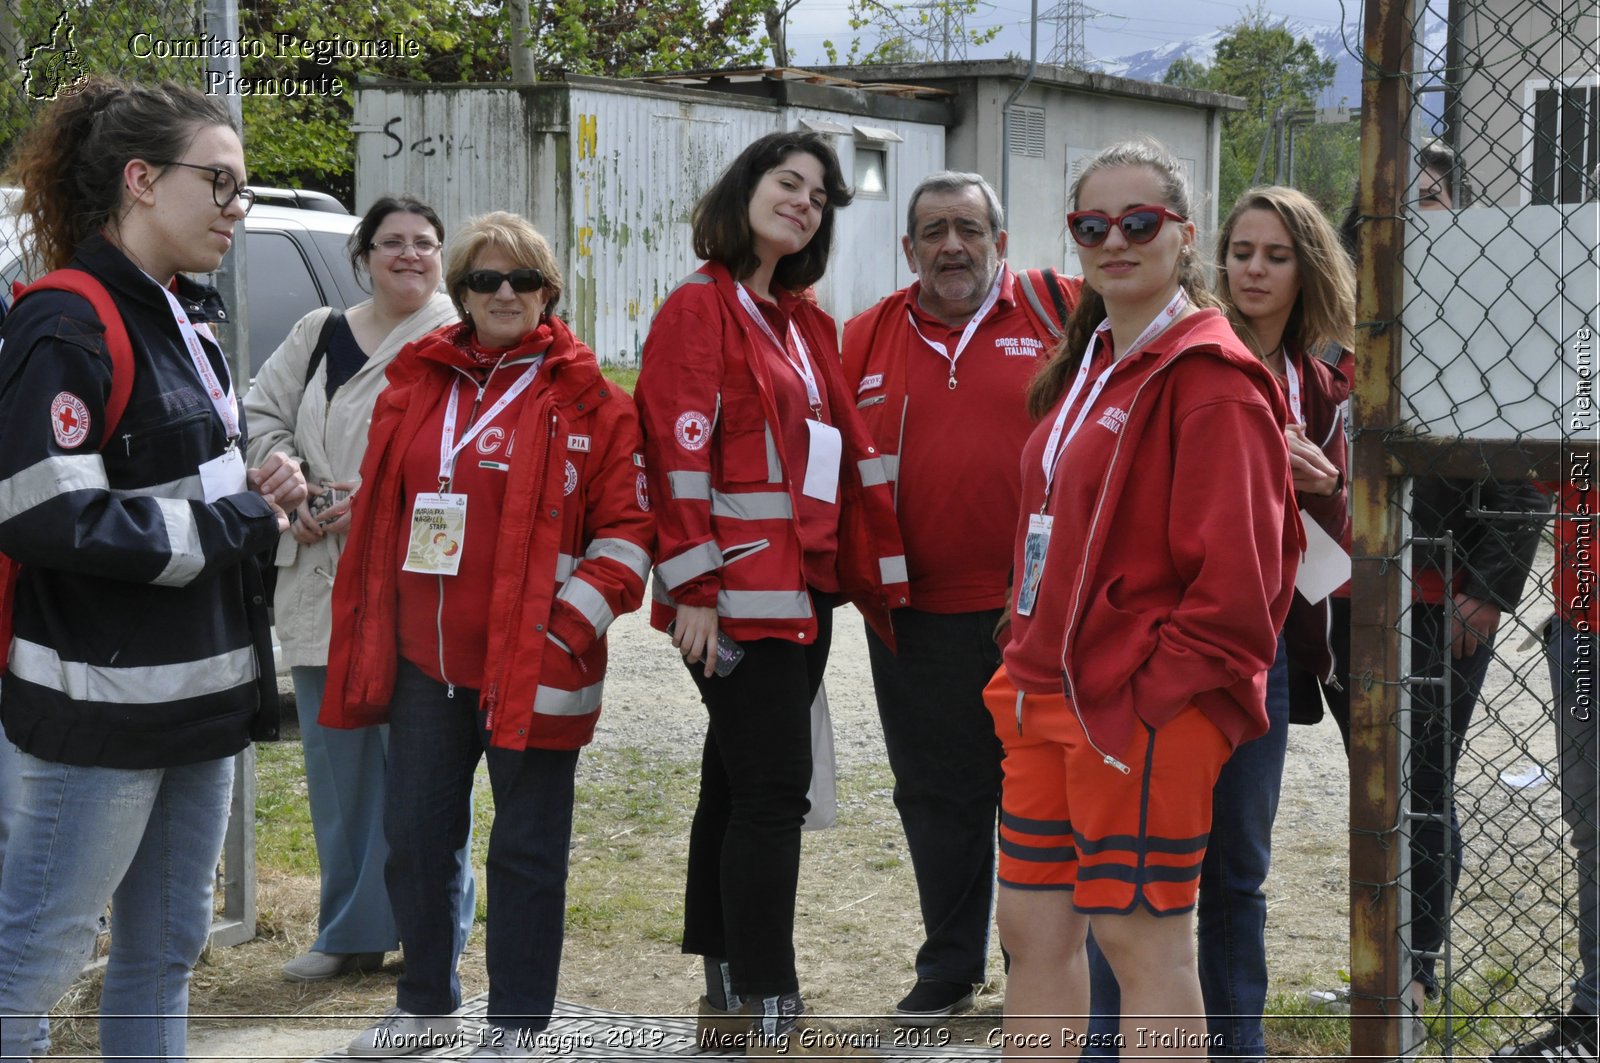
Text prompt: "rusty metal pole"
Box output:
[[1350, 0, 1412, 1057]]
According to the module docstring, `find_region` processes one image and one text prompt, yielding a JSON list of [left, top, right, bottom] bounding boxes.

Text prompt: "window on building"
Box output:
[[1530, 83, 1599, 204], [855, 145, 888, 198]]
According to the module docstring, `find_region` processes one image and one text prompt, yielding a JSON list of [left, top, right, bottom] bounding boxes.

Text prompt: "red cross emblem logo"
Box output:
[[50, 392, 91, 449], [674, 410, 712, 452]]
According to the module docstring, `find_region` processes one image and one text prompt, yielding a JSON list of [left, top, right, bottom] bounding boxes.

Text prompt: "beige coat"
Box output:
[[243, 292, 458, 666]]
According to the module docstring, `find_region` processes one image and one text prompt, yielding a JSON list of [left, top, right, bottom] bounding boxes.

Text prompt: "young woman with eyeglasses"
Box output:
[[0, 77, 305, 1058], [982, 139, 1298, 1057], [634, 131, 907, 1055], [243, 195, 476, 985], [323, 211, 653, 1059]]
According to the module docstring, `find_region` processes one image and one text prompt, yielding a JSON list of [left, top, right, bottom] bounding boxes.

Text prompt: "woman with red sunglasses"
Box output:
[[323, 211, 653, 1060], [983, 139, 1299, 1057]]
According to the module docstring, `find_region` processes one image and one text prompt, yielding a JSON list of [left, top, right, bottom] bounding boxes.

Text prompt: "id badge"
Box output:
[[1016, 512, 1053, 617], [802, 420, 842, 503], [402, 492, 468, 576], [198, 448, 247, 504]]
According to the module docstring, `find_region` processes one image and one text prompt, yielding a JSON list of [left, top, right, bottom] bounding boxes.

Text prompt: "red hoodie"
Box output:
[[1003, 308, 1301, 763], [322, 318, 653, 751]]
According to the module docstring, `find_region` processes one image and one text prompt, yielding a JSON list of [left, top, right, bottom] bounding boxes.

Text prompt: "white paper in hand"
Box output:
[[1295, 508, 1352, 604]]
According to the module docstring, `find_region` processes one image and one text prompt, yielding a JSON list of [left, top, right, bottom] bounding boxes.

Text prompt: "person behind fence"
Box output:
[[981, 139, 1298, 1059], [1400, 140, 1547, 1028], [840, 170, 1076, 1026], [0, 76, 305, 1059], [1490, 476, 1599, 1061], [323, 211, 652, 1060], [1081, 184, 1353, 1061], [634, 131, 907, 1057], [242, 194, 477, 985]]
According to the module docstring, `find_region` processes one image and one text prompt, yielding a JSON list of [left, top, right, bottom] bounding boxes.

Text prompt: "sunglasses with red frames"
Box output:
[[1066, 205, 1188, 248], [463, 268, 546, 294]]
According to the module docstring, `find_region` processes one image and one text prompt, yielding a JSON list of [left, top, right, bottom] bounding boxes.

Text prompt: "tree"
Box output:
[[817, 0, 998, 66], [1159, 6, 1351, 217]]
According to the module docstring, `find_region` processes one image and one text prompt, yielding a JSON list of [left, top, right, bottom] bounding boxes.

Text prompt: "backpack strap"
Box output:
[[13, 270, 136, 440], [2, 270, 137, 674], [1015, 267, 1070, 341], [304, 308, 346, 391]]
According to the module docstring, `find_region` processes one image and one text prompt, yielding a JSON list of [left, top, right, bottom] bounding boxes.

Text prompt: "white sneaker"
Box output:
[[346, 1008, 462, 1057]]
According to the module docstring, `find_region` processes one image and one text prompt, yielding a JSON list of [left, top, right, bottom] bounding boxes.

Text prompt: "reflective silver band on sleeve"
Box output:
[[668, 471, 712, 500], [585, 537, 652, 581], [656, 540, 724, 589], [0, 454, 110, 519], [879, 554, 909, 585], [880, 454, 899, 481], [111, 474, 205, 502], [857, 456, 890, 488], [533, 678, 605, 717], [556, 553, 577, 582], [9, 637, 257, 704], [717, 589, 813, 619], [556, 574, 616, 635], [765, 425, 783, 483], [152, 497, 205, 587], [710, 490, 793, 521]]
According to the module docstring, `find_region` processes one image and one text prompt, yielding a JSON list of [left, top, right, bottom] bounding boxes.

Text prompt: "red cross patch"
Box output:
[[636, 471, 651, 512], [50, 392, 91, 449], [674, 410, 712, 451]]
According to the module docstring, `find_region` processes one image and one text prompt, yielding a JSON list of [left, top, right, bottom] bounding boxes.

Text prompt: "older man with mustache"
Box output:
[[842, 171, 1077, 1025]]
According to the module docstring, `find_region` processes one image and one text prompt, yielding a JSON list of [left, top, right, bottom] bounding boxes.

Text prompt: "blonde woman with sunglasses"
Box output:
[[983, 140, 1298, 1057], [323, 212, 652, 1060]]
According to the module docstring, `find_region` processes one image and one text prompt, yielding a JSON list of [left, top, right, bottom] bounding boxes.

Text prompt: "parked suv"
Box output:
[[1, 189, 364, 376]]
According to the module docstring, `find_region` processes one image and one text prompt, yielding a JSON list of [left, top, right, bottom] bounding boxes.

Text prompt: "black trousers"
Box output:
[[680, 596, 833, 997]]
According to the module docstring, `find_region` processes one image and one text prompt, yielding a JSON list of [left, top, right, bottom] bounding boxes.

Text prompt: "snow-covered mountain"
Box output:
[[1092, 13, 1449, 111]]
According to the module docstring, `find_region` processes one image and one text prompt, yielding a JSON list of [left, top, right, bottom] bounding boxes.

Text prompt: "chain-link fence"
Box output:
[[0, 0, 257, 949], [1349, 0, 1597, 1058]]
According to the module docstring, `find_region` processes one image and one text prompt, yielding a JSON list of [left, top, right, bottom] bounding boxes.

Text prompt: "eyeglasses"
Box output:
[[1066, 205, 1187, 248], [463, 268, 545, 294], [158, 161, 255, 214], [371, 237, 441, 257]]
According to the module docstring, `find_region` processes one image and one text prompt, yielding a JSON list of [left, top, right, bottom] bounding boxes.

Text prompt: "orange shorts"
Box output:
[[983, 666, 1231, 914]]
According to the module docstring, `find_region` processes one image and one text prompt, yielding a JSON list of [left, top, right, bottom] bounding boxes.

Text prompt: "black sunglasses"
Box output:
[[463, 268, 545, 294], [1066, 205, 1186, 248]]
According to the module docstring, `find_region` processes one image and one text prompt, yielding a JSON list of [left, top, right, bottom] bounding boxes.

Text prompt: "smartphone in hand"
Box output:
[[667, 619, 745, 677]]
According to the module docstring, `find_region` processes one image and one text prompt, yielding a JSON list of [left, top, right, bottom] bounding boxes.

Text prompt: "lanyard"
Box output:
[[1281, 349, 1304, 426], [904, 268, 1004, 390], [736, 283, 822, 417], [437, 358, 543, 483], [155, 281, 239, 444], [1039, 288, 1189, 507]]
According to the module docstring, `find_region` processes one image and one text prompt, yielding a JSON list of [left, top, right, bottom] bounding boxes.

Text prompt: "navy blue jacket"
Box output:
[[0, 235, 280, 768]]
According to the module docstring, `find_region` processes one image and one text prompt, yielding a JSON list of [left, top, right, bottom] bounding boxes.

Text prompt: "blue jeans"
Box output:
[[292, 666, 475, 957], [865, 608, 1004, 985], [0, 752, 234, 1062], [1548, 618, 1599, 1016], [385, 661, 578, 1032], [0, 740, 49, 1058], [1084, 637, 1290, 1060]]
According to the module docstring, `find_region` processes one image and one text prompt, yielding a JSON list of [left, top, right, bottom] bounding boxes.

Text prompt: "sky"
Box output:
[[781, 0, 1356, 68]]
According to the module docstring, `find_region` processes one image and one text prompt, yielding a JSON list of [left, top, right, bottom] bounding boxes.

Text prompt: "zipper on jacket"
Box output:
[[435, 372, 491, 700], [1015, 690, 1025, 735], [1058, 358, 1184, 777]]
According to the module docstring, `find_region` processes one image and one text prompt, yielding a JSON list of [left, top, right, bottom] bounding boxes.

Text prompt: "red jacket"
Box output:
[[635, 262, 908, 645], [842, 267, 1079, 612], [1281, 344, 1351, 695], [1004, 309, 1301, 761], [322, 318, 653, 751]]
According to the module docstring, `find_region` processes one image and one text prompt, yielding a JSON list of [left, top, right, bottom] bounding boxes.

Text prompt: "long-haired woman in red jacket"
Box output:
[[323, 212, 653, 1060], [984, 140, 1299, 1057], [1082, 184, 1355, 1059], [635, 132, 908, 1055]]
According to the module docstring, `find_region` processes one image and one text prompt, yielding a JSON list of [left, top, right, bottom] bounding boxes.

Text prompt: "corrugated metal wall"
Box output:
[[354, 80, 948, 364]]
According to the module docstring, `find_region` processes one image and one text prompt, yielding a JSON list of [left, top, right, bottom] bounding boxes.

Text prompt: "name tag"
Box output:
[[199, 448, 247, 504], [1016, 512, 1053, 617], [857, 373, 884, 394], [567, 434, 591, 452], [402, 492, 468, 576], [802, 420, 842, 503]]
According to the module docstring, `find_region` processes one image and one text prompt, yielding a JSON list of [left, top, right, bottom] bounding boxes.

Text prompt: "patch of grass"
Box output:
[[253, 741, 320, 877], [602, 366, 640, 394], [1264, 992, 1351, 1057]]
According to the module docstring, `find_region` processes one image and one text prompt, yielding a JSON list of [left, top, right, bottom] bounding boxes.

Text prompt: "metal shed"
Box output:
[[353, 73, 951, 365]]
